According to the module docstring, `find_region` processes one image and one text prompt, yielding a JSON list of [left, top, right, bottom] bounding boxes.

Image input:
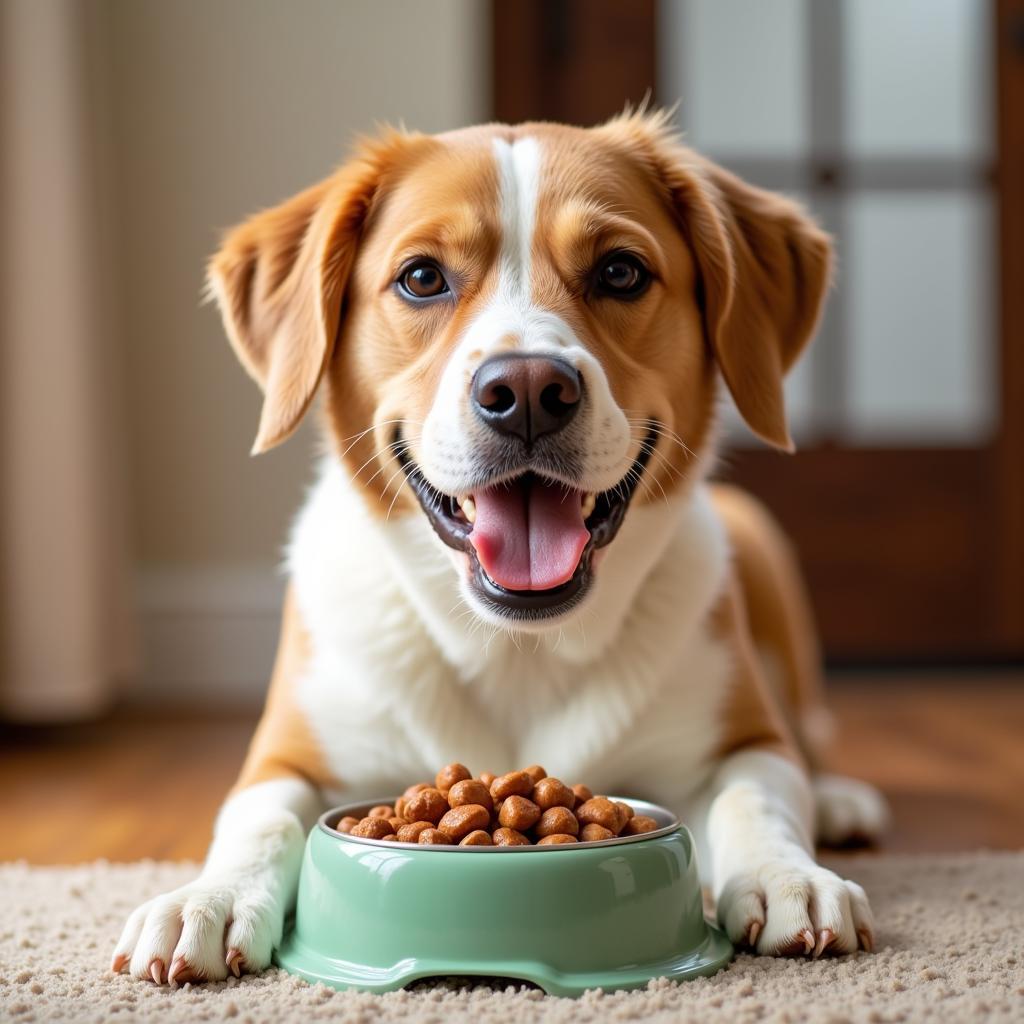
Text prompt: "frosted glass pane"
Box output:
[[844, 193, 994, 444], [660, 0, 807, 158], [843, 0, 992, 159]]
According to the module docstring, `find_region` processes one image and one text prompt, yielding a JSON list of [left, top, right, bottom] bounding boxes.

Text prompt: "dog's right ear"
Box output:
[[207, 135, 411, 454]]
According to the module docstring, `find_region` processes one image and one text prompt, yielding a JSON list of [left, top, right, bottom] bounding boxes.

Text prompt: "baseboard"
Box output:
[[134, 565, 286, 708]]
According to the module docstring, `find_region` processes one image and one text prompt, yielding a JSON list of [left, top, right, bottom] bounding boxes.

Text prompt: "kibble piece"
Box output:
[[533, 777, 575, 812], [368, 804, 395, 819], [438, 804, 491, 842], [403, 787, 448, 825], [435, 762, 472, 796], [498, 795, 541, 831], [492, 827, 531, 846], [336, 816, 360, 834], [403, 782, 431, 797], [623, 814, 659, 835], [576, 797, 622, 833], [396, 821, 435, 843], [381, 833, 399, 842], [490, 771, 534, 802], [571, 784, 593, 809], [479, 771, 496, 788], [615, 801, 634, 823], [417, 828, 451, 845], [580, 822, 615, 843], [535, 806, 579, 838], [537, 834, 578, 845], [351, 817, 394, 840], [460, 830, 493, 846], [447, 779, 494, 812], [522, 764, 547, 785], [388, 816, 407, 833]]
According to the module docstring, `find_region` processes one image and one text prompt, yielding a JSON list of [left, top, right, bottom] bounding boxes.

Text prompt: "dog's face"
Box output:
[[209, 112, 830, 628]]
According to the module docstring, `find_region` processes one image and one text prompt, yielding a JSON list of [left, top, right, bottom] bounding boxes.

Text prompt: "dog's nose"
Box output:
[[471, 355, 582, 443]]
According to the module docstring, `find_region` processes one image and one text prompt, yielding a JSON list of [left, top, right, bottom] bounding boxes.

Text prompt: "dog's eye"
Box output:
[[595, 252, 650, 299], [398, 260, 450, 300]]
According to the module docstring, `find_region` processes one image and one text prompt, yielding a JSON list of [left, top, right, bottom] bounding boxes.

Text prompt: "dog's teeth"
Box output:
[[462, 497, 477, 524], [581, 493, 596, 519]]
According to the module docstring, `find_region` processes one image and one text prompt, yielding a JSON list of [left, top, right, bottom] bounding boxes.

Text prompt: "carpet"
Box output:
[[1, 853, 1022, 1023]]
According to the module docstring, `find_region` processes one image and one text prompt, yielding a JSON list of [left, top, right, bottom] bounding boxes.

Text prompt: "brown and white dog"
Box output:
[[112, 111, 887, 986]]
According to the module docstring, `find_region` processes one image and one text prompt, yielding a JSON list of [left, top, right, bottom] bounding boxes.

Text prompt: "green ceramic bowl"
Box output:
[[274, 797, 732, 997]]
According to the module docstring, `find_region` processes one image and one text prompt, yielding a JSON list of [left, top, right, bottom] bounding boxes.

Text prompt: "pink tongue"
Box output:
[[469, 478, 590, 591]]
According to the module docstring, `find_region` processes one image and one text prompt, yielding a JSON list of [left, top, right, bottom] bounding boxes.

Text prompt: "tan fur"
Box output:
[[712, 484, 830, 769], [231, 587, 333, 794], [209, 112, 834, 793]]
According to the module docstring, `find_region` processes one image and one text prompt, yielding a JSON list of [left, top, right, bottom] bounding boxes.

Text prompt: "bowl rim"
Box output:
[[319, 795, 681, 852]]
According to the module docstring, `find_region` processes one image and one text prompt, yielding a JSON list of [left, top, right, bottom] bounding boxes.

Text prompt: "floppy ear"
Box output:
[[640, 126, 832, 451], [206, 152, 383, 454]]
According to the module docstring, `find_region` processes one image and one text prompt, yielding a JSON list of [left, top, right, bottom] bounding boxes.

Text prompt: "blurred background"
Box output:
[[1, 0, 1021, 860]]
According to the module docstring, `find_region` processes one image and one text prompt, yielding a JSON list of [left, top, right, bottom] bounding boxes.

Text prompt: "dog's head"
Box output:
[[208, 111, 830, 628]]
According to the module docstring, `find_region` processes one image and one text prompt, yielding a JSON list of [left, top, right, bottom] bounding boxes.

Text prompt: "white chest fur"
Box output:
[[288, 460, 733, 813]]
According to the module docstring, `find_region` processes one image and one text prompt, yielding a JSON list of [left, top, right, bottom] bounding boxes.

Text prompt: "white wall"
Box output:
[[90, 0, 490, 701]]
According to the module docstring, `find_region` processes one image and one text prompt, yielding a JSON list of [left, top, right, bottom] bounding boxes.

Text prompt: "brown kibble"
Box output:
[[435, 762, 472, 796], [404, 782, 431, 797], [571, 784, 593, 809], [498, 795, 541, 831], [336, 816, 360, 834], [368, 804, 395, 819], [438, 804, 491, 842], [535, 806, 579, 838], [417, 828, 451, 845], [403, 787, 448, 825], [490, 771, 533, 801], [522, 764, 547, 785], [533, 777, 575, 812], [381, 833, 398, 842], [616, 801, 634, 823], [576, 797, 621, 832], [447, 779, 494, 812], [394, 798, 408, 819], [460, 830, 493, 846], [351, 817, 394, 840], [479, 771, 496, 788], [537, 834, 577, 845], [492, 827, 531, 846], [623, 814, 659, 835], [580, 823, 615, 843], [396, 821, 435, 843], [388, 816, 407, 832]]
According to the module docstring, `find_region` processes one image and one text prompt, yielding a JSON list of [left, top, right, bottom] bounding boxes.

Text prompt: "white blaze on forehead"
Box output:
[[492, 136, 541, 302], [417, 132, 632, 499]]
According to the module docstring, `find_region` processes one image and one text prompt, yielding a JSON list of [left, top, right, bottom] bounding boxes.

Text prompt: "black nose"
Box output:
[[471, 355, 582, 443]]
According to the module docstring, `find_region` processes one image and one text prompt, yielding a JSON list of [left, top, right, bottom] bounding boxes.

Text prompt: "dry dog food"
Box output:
[[335, 763, 660, 847]]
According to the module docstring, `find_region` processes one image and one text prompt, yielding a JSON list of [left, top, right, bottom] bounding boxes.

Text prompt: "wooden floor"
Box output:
[[1, 673, 1021, 864]]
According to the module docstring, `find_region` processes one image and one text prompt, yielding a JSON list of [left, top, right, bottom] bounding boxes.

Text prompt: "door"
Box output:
[[492, 0, 1024, 661]]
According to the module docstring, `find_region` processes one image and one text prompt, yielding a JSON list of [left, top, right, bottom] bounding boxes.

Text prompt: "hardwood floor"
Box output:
[[1, 673, 1021, 864]]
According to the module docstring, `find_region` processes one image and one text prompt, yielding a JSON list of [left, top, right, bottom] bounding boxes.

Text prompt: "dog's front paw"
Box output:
[[111, 877, 282, 986], [717, 857, 874, 958]]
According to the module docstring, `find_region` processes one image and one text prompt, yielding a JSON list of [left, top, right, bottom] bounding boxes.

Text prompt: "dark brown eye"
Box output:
[[398, 260, 450, 299], [595, 252, 650, 299]]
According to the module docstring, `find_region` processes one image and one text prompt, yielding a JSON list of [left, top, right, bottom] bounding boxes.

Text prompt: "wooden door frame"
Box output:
[[491, 0, 1024, 660]]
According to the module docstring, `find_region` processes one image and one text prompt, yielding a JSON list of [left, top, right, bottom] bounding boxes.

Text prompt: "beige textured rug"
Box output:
[[1, 853, 1022, 1023]]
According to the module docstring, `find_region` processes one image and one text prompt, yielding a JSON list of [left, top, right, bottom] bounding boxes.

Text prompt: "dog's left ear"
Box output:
[[670, 157, 832, 451], [613, 113, 832, 452]]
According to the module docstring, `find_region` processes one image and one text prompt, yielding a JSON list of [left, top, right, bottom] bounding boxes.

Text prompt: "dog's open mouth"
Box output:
[[397, 428, 657, 619]]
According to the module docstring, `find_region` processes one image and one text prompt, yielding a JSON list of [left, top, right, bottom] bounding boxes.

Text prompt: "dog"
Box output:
[[112, 110, 887, 986]]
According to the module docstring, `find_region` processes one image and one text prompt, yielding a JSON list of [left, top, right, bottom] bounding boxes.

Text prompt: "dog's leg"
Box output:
[[689, 748, 875, 958], [111, 778, 323, 985]]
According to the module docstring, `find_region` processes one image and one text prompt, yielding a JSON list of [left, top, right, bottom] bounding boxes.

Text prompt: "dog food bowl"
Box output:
[[274, 797, 732, 997]]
